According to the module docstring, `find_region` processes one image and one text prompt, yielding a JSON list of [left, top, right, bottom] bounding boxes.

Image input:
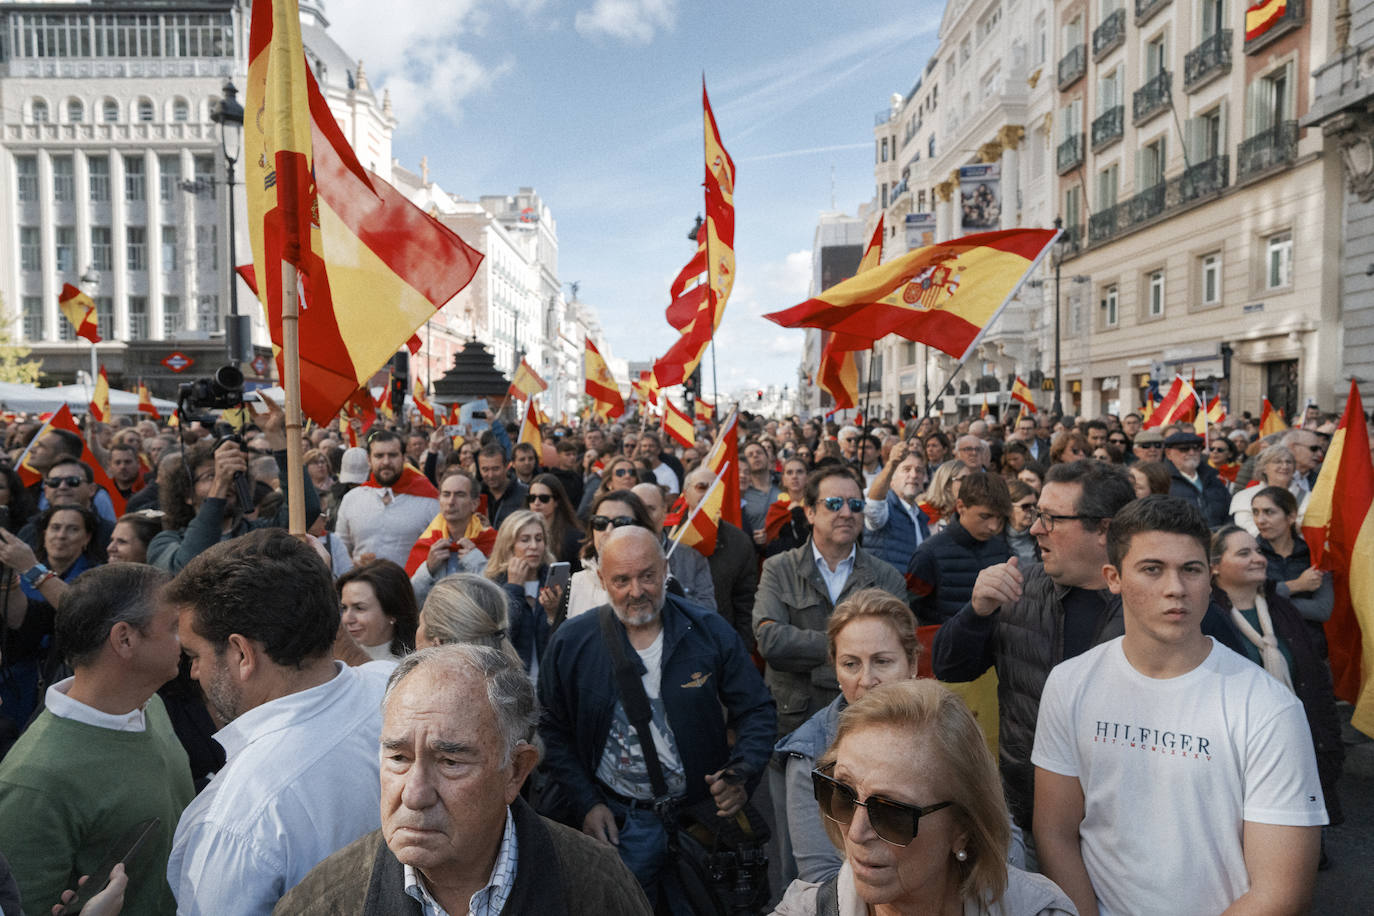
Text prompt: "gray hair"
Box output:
[[420, 574, 522, 667], [384, 644, 541, 767], [1256, 444, 1296, 480]]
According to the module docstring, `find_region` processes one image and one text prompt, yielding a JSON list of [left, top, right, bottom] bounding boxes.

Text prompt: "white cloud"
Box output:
[[574, 0, 677, 44]]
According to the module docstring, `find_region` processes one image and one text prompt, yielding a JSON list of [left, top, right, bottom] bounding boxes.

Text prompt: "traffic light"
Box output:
[[389, 351, 408, 415]]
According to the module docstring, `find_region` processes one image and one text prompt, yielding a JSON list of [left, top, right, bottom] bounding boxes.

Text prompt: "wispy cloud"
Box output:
[[739, 142, 872, 163], [574, 0, 677, 44]]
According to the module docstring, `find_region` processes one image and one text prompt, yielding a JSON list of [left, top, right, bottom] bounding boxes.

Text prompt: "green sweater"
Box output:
[[0, 694, 194, 915]]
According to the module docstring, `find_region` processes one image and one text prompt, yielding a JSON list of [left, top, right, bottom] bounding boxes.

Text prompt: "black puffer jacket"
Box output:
[[905, 517, 1011, 626]]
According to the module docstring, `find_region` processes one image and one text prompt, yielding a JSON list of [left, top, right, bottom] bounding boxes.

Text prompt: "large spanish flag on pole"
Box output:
[[58, 284, 101, 344], [585, 337, 626, 419], [89, 366, 111, 422], [1141, 375, 1198, 429], [817, 217, 884, 411], [1303, 381, 1374, 735], [765, 228, 1057, 362]]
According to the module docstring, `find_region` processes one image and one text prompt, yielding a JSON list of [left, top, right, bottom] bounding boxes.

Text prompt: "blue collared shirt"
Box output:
[[811, 540, 856, 605], [403, 806, 518, 916]]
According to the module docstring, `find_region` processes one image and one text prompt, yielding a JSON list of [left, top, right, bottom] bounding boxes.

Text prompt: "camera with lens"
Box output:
[[177, 365, 245, 415]]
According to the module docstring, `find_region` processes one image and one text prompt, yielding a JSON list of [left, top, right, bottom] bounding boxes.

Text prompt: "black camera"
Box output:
[[177, 365, 245, 415]]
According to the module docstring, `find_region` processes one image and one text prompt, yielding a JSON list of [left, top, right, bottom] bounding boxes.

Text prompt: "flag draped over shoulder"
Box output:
[[244, 0, 482, 426], [89, 367, 111, 422], [585, 338, 625, 419], [701, 407, 741, 528], [1259, 398, 1288, 436], [137, 379, 161, 420], [1010, 376, 1037, 413], [766, 228, 1058, 362], [16, 405, 126, 514], [663, 399, 695, 448], [405, 512, 497, 576], [653, 81, 736, 389], [509, 358, 547, 401], [58, 285, 101, 344], [1302, 381, 1374, 735]]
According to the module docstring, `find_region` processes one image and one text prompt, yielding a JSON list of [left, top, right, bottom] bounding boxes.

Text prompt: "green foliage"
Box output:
[[0, 299, 41, 384]]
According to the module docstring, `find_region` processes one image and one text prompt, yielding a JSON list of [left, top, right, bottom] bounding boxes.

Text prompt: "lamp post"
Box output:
[[210, 81, 246, 365], [1051, 216, 1064, 417]]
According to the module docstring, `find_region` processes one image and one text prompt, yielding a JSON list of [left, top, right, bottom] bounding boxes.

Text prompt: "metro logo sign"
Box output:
[[162, 351, 194, 373]]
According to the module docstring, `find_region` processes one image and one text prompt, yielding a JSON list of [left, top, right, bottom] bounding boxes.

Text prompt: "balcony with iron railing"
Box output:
[[1059, 223, 1083, 258], [1128, 181, 1167, 223], [1089, 203, 1124, 244], [1092, 105, 1124, 150], [1058, 44, 1087, 90], [1057, 133, 1084, 174], [1093, 9, 1126, 60], [1184, 30, 1232, 91], [1083, 154, 1231, 247], [1245, 0, 1304, 55], [1135, 0, 1169, 26], [1237, 121, 1299, 181], [1133, 70, 1171, 124], [1179, 154, 1229, 203]]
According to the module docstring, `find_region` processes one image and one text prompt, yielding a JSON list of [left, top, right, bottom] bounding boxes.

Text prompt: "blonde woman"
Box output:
[[917, 461, 970, 534], [483, 510, 560, 674], [415, 573, 522, 667]]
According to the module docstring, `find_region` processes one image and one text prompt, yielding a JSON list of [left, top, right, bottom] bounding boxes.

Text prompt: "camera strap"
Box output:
[[597, 606, 671, 804]]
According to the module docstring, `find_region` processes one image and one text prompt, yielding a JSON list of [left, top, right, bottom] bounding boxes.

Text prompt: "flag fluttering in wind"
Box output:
[[412, 379, 436, 426], [89, 366, 111, 422], [1193, 395, 1225, 435], [1302, 381, 1374, 736], [700, 406, 741, 528], [695, 398, 715, 422], [1010, 376, 1037, 413], [519, 398, 542, 453], [244, 0, 482, 425], [15, 404, 126, 514], [817, 217, 884, 412], [669, 466, 726, 557], [1245, 0, 1287, 41], [585, 337, 625, 420], [509, 358, 547, 401], [766, 228, 1057, 361], [1259, 398, 1288, 436], [137, 379, 161, 420], [632, 371, 659, 409], [58, 284, 101, 344], [1141, 375, 1198, 429], [663, 399, 695, 449], [653, 80, 736, 388]]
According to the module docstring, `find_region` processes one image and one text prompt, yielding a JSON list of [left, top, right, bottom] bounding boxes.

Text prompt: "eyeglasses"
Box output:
[[1014, 500, 1037, 511], [527, 492, 554, 504], [590, 515, 637, 531], [612, 467, 637, 477], [1137, 442, 1162, 449], [1171, 445, 1202, 453], [1026, 507, 1104, 532], [1108, 438, 1129, 446], [811, 765, 952, 847], [44, 475, 84, 489], [820, 496, 864, 513], [1208, 445, 1230, 454]]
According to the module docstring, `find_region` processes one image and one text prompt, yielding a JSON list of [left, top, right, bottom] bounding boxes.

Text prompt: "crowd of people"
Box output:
[[0, 394, 1356, 915]]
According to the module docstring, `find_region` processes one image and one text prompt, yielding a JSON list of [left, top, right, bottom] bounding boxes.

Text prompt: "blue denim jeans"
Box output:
[[605, 798, 695, 916]]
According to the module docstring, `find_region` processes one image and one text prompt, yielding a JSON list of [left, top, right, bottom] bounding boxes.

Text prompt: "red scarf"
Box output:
[[363, 465, 438, 499]]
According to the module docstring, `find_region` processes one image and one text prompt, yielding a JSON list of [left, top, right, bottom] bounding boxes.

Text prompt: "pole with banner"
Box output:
[[282, 263, 305, 535]]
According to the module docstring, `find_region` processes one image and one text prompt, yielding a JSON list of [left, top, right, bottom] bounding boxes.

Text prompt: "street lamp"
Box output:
[[211, 81, 247, 365]]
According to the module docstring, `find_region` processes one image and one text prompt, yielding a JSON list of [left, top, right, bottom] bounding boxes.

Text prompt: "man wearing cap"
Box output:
[[1163, 431, 1230, 527], [1131, 427, 1165, 465]]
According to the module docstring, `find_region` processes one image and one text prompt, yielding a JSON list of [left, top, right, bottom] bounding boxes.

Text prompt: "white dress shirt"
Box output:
[[45, 676, 146, 732], [167, 662, 391, 915], [811, 541, 857, 605]]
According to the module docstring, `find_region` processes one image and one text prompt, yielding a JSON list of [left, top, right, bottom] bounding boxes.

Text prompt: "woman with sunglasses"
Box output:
[[1048, 431, 1088, 465], [483, 510, 562, 674], [1229, 445, 1307, 538], [1251, 486, 1333, 657], [775, 679, 1074, 915], [775, 590, 921, 884], [1207, 436, 1241, 489], [1004, 480, 1040, 567], [577, 455, 642, 519], [566, 490, 657, 619], [525, 473, 582, 568]]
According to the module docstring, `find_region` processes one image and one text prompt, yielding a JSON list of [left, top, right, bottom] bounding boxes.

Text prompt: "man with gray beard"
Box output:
[[537, 527, 776, 910]]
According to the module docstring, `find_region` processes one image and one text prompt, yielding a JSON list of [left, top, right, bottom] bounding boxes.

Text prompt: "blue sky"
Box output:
[[326, 0, 942, 394]]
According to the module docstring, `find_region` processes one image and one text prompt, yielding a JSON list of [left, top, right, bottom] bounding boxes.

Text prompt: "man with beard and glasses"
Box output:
[[335, 429, 440, 568], [538, 527, 775, 909], [165, 529, 392, 915]]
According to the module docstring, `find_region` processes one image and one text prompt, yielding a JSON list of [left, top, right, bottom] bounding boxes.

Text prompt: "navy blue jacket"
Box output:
[[1166, 461, 1230, 528], [537, 594, 777, 820], [864, 490, 931, 574], [906, 517, 1011, 626]]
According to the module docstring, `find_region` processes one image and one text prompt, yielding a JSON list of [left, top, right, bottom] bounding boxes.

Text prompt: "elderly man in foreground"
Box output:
[[276, 644, 650, 914]]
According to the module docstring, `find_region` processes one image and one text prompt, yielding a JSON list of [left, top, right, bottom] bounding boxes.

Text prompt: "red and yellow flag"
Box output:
[[632, 371, 659, 408], [766, 228, 1058, 361], [1303, 381, 1374, 735], [89, 366, 111, 422], [700, 406, 741, 528], [244, 0, 482, 425], [670, 467, 725, 557], [1245, 0, 1287, 41], [405, 512, 497, 576], [16, 404, 126, 514], [1259, 398, 1288, 437], [1010, 376, 1037, 413], [653, 80, 736, 388], [137, 379, 161, 420], [1193, 395, 1225, 435], [585, 337, 625, 419], [664, 398, 695, 449], [1142, 375, 1198, 429], [58, 284, 101, 344], [817, 218, 883, 411], [413, 379, 436, 426], [696, 398, 715, 422], [509, 358, 548, 401], [519, 398, 542, 454]]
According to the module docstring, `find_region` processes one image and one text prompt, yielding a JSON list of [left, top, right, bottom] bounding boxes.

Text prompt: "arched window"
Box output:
[[67, 99, 84, 123], [32, 99, 49, 123], [137, 98, 155, 122], [102, 99, 119, 122], [172, 98, 190, 122]]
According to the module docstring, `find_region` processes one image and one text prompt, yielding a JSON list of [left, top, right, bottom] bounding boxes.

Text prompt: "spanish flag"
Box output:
[[15, 404, 126, 514], [818, 218, 884, 410], [412, 379, 436, 426], [1259, 398, 1288, 437], [519, 398, 542, 454], [700, 406, 742, 528], [585, 337, 625, 419], [1142, 375, 1197, 429], [1193, 395, 1225, 435], [696, 398, 715, 422], [763, 491, 796, 542], [1010, 376, 1037, 413], [664, 398, 695, 449], [1303, 381, 1374, 735], [405, 512, 497, 576], [89, 366, 111, 422], [766, 228, 1058, 362], [1245, 0, 1286, 42], [244, 0, 482, 426], [980, 394, 991, 419], [58, 284, 101, 344], [509, 358, 547, 401], [137, 379, 161, 420], [670, 467, 726, 557], [632, 371, 659, 408]]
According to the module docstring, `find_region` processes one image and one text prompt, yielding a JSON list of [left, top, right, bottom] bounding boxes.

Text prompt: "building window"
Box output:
[[19, 227, 42, 271], [197, 295, 221, 332], [196, 224, 218, 271], [31, 99, 48, 123], [162, 226, 178, 271], [1245, 61, 1295, 137], [977, 4, 1002, 41], [127, 226, 147, 270], [67, 99, 84, 123], [1137, 136, 1166, 189], [164, 296, 183, 335], [52, 156, 75, 202], [128, 296, 149, 340], [193, 155, 216, 197], [881, 184, 888, 208], [1201, 251, 1221, 305], [159, 155, 181, 202], [1064, 185, 1082, 229], [881, 138, 888, 162], [1201, 0, 1227, 39], [137, 98, 155, 122], [91, 227, 113, 271], [1034, 14, 1047, 64], [1187, 104, 1227, 162], [56, 226, 76, 273], [1266, 232, 1292, 289], [1103, 284, 1119, 327], [22, 297, 44, 342], [1098, 67, 1120, 114], [1148, 269, 1165, 317], [981, 66, 1000, 100], [96, 297, 114, 340], [102, 98, 119, 122], [124, 155, 146, 200], [88, 154, 110, 202], [1096, 163, 1119, 210], [960, 35, 971, 63], [16, 156, 39, 202], [1145, 34, 1167, 80], [172, 98, 190, 122], [929, 134, 936, 157]]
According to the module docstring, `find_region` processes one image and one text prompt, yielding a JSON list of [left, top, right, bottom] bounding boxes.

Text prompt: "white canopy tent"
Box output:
[[0, 381, 177, 416]]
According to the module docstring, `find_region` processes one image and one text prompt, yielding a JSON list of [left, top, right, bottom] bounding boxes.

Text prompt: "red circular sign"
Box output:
[[162, 351, 193, 373], [251, 355, 270, 376]]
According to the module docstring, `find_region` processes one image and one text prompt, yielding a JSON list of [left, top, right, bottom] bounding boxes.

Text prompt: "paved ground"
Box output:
[[1311, 704, 1374, 915]]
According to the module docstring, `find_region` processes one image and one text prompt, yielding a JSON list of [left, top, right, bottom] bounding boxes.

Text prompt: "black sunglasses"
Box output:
[[589, 515, 636, 532], [820, 496, 864, 513], [612, 467, 637, 477], [811, 765, 952, 847], [526, 492, 554, 504], [44, 475, 84, 489]]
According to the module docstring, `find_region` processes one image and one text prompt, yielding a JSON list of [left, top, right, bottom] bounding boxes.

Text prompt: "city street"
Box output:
[[1313, 708, 1374, 914]]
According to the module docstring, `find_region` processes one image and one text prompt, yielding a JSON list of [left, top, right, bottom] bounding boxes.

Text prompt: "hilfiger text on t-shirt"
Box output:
[[1093, 720, 1212, 759]]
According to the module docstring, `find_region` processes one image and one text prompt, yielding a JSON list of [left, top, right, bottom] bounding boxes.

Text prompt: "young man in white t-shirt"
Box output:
[[1032, 496, 1326, 916]]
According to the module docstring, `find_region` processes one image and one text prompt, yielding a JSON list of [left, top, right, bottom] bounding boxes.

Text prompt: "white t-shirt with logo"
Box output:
[[596, 630, 687, 800], [1032, 637, 1326, 916]]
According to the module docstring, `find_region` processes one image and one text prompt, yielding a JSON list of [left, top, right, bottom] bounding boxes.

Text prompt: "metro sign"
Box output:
[[162, 351, 193, 373], [251, 355, 270, 377]]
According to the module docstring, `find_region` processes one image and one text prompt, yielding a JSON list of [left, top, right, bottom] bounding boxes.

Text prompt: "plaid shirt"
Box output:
[[403, 807, 518, 915]]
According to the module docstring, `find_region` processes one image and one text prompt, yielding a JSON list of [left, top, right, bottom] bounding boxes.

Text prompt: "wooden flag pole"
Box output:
[[282, 262, 306, 536]]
